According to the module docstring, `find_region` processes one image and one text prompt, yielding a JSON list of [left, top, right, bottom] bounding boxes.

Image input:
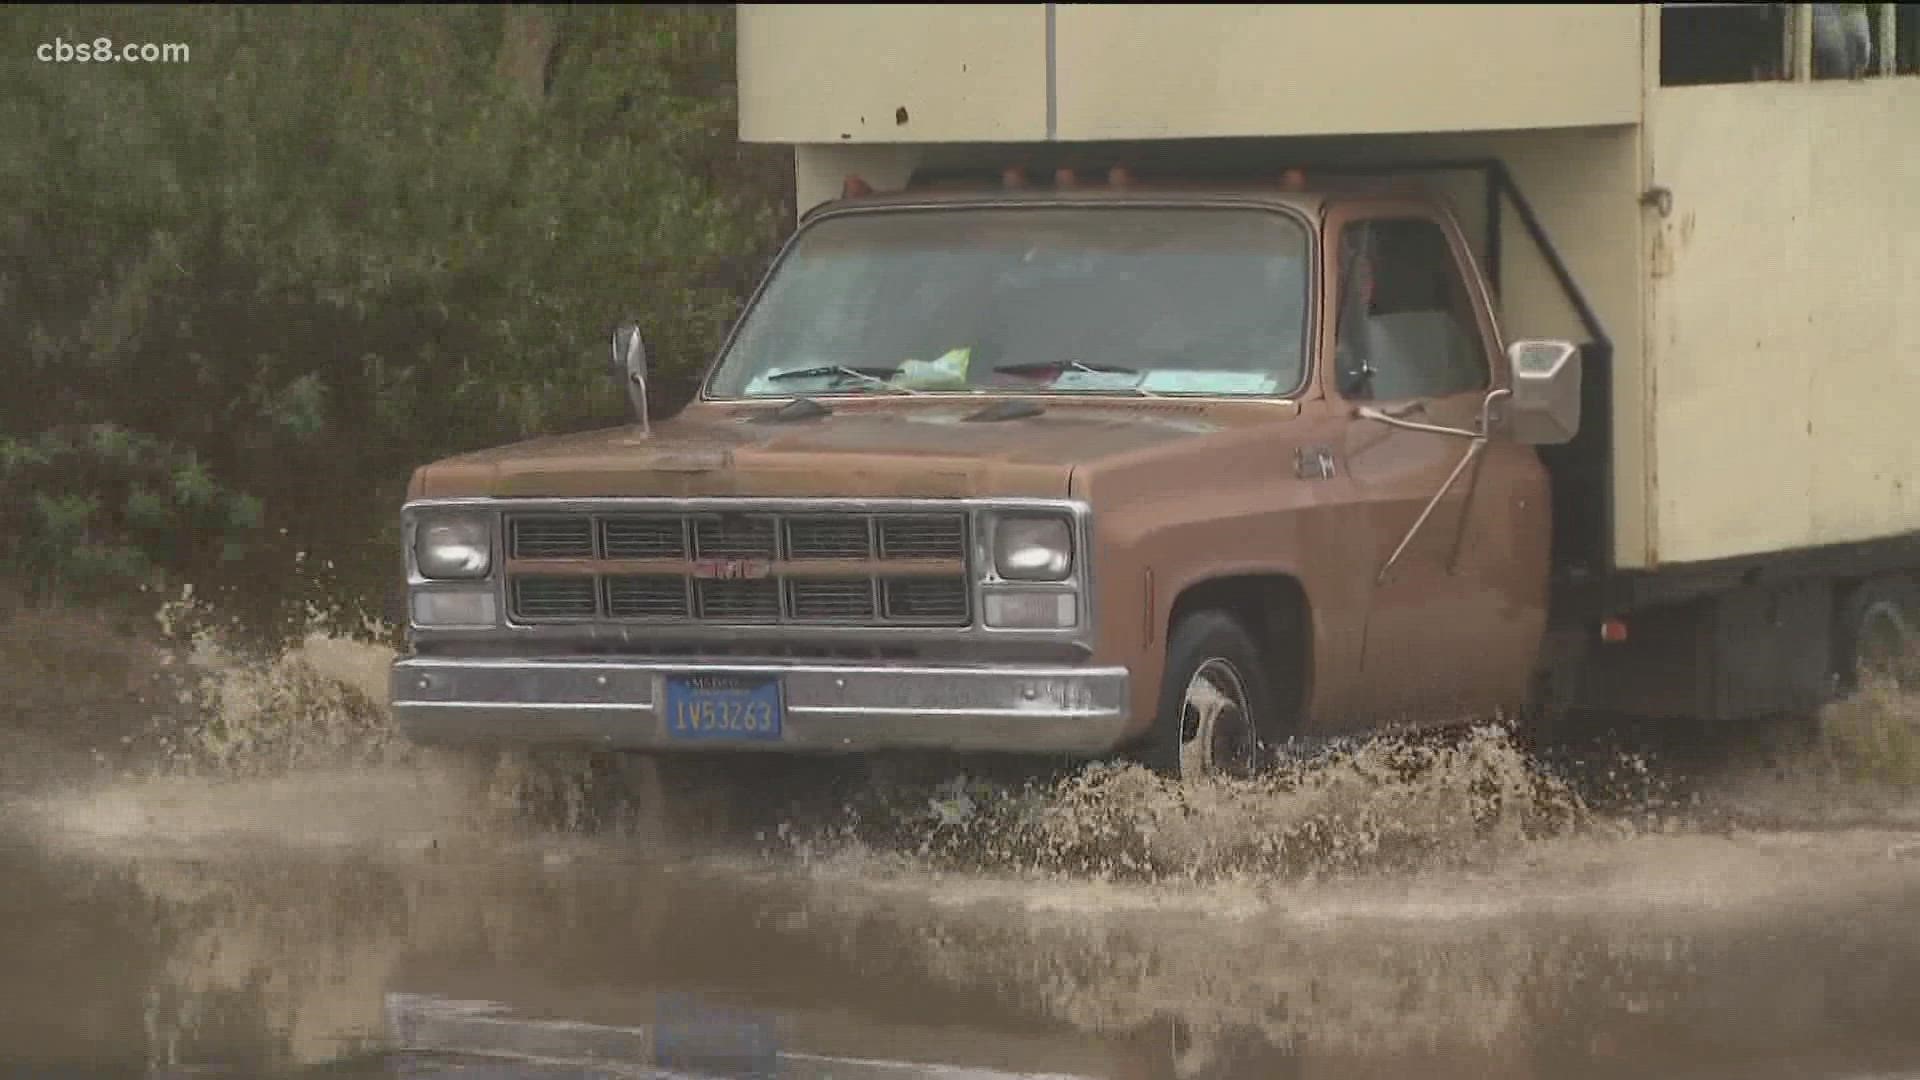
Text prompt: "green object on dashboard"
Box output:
[[895, 347, 974, 390]]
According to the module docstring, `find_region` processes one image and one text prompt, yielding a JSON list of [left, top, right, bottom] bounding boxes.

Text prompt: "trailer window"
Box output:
[[1333, 219, 1489, 404], [1812, 3, 1885, 79], [1661, 3, 1794, 85], [1899, 3, 1919, 74]]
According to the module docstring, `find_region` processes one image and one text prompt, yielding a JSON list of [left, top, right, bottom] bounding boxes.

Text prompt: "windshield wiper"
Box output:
[[991, 359, 1139, 377], [766, 364, 919, 395]]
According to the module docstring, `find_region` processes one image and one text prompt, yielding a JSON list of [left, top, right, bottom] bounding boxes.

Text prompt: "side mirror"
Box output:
[[611, 320, 650, 434], [1505, 339, 1581, 446]]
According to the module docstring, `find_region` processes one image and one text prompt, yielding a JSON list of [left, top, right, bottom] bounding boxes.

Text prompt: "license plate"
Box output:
[[662, 674, 784, 742]]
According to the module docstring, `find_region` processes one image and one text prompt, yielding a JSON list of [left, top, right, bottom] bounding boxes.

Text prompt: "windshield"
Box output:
[[705, 205, 1312, 399]]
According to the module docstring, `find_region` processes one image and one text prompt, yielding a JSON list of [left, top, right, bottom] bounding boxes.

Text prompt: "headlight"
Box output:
[[413, 514, 493, 579], [993, 515, 1073, 581]]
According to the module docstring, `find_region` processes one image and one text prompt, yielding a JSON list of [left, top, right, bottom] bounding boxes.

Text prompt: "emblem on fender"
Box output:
[[690, 558, 774, 581]]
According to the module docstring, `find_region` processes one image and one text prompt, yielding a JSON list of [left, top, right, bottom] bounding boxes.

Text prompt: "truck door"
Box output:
[[1325, 204, 1553, 730]]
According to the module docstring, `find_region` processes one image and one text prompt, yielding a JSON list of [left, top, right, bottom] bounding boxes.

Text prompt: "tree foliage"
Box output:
[[0, 5, 792, 642]]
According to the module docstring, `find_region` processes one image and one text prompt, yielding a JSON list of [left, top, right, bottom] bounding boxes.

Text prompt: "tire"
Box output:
[[1835, 577, 1920, 694], [1141, 609, 1276, 781]]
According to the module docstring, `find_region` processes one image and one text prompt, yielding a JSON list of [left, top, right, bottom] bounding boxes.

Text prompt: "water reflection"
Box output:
[[8, 802, 1920, 1080]]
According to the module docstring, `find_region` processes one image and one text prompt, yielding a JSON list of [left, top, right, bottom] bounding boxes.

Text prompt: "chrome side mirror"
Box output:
[[1506, 339, 1581, 446], [612, 320, 650, 435]]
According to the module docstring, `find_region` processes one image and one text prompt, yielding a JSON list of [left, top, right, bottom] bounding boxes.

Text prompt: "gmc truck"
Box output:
[[389, 4, 1919, 781]]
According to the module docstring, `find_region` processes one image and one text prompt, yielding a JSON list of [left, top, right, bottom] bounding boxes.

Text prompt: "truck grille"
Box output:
[[603, 517, 685, 558], [604, 575, 688, 618], [511, 576, 598, 621], [509, 517, 595, 559], [879, 516, 966, 559], [503, 508, 972, 628], [884, 578, 970, 622]]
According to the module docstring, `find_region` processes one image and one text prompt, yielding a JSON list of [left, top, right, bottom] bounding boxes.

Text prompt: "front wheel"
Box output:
[[1141, 610, 1275, 781]]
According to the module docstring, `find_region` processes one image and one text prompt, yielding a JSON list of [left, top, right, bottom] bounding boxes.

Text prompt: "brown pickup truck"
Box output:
[[390, 168, 1917, 780]]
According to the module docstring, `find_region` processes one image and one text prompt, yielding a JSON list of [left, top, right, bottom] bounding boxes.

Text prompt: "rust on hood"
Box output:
[[409, 397, 1298, 502]]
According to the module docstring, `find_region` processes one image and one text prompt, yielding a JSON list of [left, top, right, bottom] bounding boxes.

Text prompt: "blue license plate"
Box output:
[[662, 673, 784, 742]]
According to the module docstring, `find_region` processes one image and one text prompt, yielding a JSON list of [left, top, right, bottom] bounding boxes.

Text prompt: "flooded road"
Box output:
[[6, 626, 1920, 1079], [10, 760, 1920, 1080]]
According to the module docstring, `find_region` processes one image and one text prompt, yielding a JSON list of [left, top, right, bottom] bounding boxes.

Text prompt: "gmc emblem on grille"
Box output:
[[690, 558, 773, 581]]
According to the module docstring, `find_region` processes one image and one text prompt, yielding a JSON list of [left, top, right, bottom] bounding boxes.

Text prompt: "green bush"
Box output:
[[0, 4, 792, 642], [0, 424, 264, 607]]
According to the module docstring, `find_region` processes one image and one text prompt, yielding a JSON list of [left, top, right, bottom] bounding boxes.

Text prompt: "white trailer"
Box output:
[[739, 2, 1920, 574]]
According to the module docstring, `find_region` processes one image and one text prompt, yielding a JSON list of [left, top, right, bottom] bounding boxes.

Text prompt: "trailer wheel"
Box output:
[[1835, 577, 1920, 693], [1142, 610, 1273, 781]]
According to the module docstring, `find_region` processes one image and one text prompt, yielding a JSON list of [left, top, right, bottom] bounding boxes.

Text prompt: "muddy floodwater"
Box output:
[[5, 626, 1920, 1079]]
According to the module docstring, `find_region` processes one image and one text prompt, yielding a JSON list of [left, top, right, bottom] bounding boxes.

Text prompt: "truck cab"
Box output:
[[391, 170, 1581, 779]]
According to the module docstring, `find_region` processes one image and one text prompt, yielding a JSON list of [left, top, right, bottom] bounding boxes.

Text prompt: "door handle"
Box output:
[[1295, 446, 1337, 480]]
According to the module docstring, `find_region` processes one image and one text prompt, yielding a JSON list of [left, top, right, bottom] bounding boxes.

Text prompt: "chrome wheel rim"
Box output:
[[1178, 658, 1259, 780]]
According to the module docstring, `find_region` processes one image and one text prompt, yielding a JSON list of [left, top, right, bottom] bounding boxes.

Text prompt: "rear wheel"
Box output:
[[1759, 577, 1920, 762], [1141, 610, 1274, 781], [1836, 577, 1920, 693]]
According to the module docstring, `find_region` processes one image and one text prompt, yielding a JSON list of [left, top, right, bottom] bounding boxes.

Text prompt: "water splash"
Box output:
[[767, 726, 1636, 885], [134, 588, 408, 779], [10, 588, 1920, 880], [1696, 670, 1920, 832], [1823, 672, 1920, 785]]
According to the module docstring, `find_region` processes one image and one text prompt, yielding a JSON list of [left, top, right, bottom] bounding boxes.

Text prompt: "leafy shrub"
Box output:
[[0, 425, 264, 608], [0, 5, 792, 640]]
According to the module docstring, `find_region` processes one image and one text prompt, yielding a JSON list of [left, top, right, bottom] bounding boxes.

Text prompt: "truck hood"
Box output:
[[408, 399, 1291, 501]]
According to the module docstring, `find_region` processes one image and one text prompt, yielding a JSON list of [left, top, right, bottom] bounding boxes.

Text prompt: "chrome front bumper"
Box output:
[[389, 656, 1132, 755]]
